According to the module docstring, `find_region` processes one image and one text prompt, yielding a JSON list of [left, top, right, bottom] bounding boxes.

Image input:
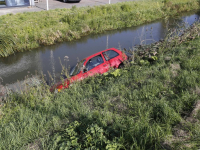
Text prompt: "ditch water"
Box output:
[[0, 11, 200, 90]]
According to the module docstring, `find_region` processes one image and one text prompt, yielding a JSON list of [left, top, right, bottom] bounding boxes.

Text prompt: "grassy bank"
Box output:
[[0, 0, 200, 57], [1, 24, 200, 149]]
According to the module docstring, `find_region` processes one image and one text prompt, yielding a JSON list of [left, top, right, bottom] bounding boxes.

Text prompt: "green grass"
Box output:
[[0, 33, 16, 57], [1, 24, 200, 149], [0, 0, 199, 57], [0, 1, 6, 5]]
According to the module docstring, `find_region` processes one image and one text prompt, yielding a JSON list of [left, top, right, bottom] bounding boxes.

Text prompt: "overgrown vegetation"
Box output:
[[1, 22, 200, 149], [0, 33, 15, 57], [0, 0, 200, 57]]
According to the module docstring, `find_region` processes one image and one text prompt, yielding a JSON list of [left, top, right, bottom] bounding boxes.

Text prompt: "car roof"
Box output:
[[83, 48, 120, 61]]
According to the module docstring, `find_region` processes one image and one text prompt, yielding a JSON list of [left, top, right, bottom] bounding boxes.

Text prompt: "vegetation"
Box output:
[[1, 23, 200, 149], [0, 1, 6, 5], [0, 0, 200, 57], [0, 33, 16, 57]]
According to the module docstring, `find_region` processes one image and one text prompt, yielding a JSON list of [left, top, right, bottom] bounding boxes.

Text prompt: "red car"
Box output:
[[50, 48, 128, 92]]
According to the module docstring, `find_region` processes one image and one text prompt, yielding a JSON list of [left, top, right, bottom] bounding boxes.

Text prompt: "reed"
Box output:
[[0, 34, 15, 57]]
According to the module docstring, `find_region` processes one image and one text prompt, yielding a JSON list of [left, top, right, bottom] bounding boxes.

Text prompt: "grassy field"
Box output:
[[0, 0, 200, 57], [0, 23, 200, 149]]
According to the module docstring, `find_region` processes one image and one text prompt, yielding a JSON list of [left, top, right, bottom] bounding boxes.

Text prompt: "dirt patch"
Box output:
[[110, 96, 127, 113], [189, 100, 200, 119], [194, 86, 200, 95], [162, 100, 200, 149], [26, 139, 42, 150], [170, 63, 181, 70], [161, 121, 191, 149], [170, 63, 181, 77], [173, 123, 190, 138]]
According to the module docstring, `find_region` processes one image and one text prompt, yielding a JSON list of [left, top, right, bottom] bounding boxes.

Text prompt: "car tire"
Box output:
[[118, 63, 124, 69], [63, 0, 68, 3]]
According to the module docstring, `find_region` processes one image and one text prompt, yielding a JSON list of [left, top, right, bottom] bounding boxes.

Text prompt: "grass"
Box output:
[[0, 0, 200, 57], [0, 1, 6, 5], [0, 33, 16, 57], [1, 23, 200, 149]]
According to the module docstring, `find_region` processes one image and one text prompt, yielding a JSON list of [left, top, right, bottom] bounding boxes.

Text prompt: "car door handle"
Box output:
[[103, 65, 107, 67]]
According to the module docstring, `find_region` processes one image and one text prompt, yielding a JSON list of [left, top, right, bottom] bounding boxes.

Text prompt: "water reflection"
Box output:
[[0, 11, 199, 87], [0, 51, 42, 85]]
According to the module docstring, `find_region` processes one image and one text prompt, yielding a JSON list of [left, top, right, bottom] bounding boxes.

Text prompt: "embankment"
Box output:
[[1, 22, 200, 149]]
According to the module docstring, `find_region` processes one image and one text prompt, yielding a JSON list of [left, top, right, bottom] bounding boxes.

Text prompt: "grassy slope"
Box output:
[[1, 28, 200, 149], [0, 0, 199, 57]]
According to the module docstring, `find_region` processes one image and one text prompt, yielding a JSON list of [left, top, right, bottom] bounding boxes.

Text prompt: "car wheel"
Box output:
[[63, 0, 68, 3], [118, 63, 124, 69]]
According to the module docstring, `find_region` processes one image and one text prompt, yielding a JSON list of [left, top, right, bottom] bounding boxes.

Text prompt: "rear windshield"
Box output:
[[103, 50, 119, 61]]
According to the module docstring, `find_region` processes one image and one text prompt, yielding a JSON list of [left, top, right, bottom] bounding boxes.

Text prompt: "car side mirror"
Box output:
[[83, 68, 87, 73]]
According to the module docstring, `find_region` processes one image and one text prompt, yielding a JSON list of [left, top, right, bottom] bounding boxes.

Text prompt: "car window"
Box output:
[[70, 59, 86, 76], [85, 55, 104, 71], [103, 50, 119, 61]]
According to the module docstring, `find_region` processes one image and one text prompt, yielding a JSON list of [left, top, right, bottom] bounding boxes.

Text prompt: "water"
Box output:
[[0, 11, 200, 89]]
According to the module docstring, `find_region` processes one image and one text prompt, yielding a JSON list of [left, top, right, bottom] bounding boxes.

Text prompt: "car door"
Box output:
[[102, 50, 122, 68], [99, 53, 110, 73], [84, 54, 109, 76]]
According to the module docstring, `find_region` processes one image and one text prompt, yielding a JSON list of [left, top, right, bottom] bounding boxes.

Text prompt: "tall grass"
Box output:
[[0, 0, 199, 57], [0, 33, 15, 57], [1, 23, 200, 149]]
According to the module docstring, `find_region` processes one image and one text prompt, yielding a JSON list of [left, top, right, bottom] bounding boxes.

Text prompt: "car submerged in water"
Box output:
[[50, 48, 129, 92]]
